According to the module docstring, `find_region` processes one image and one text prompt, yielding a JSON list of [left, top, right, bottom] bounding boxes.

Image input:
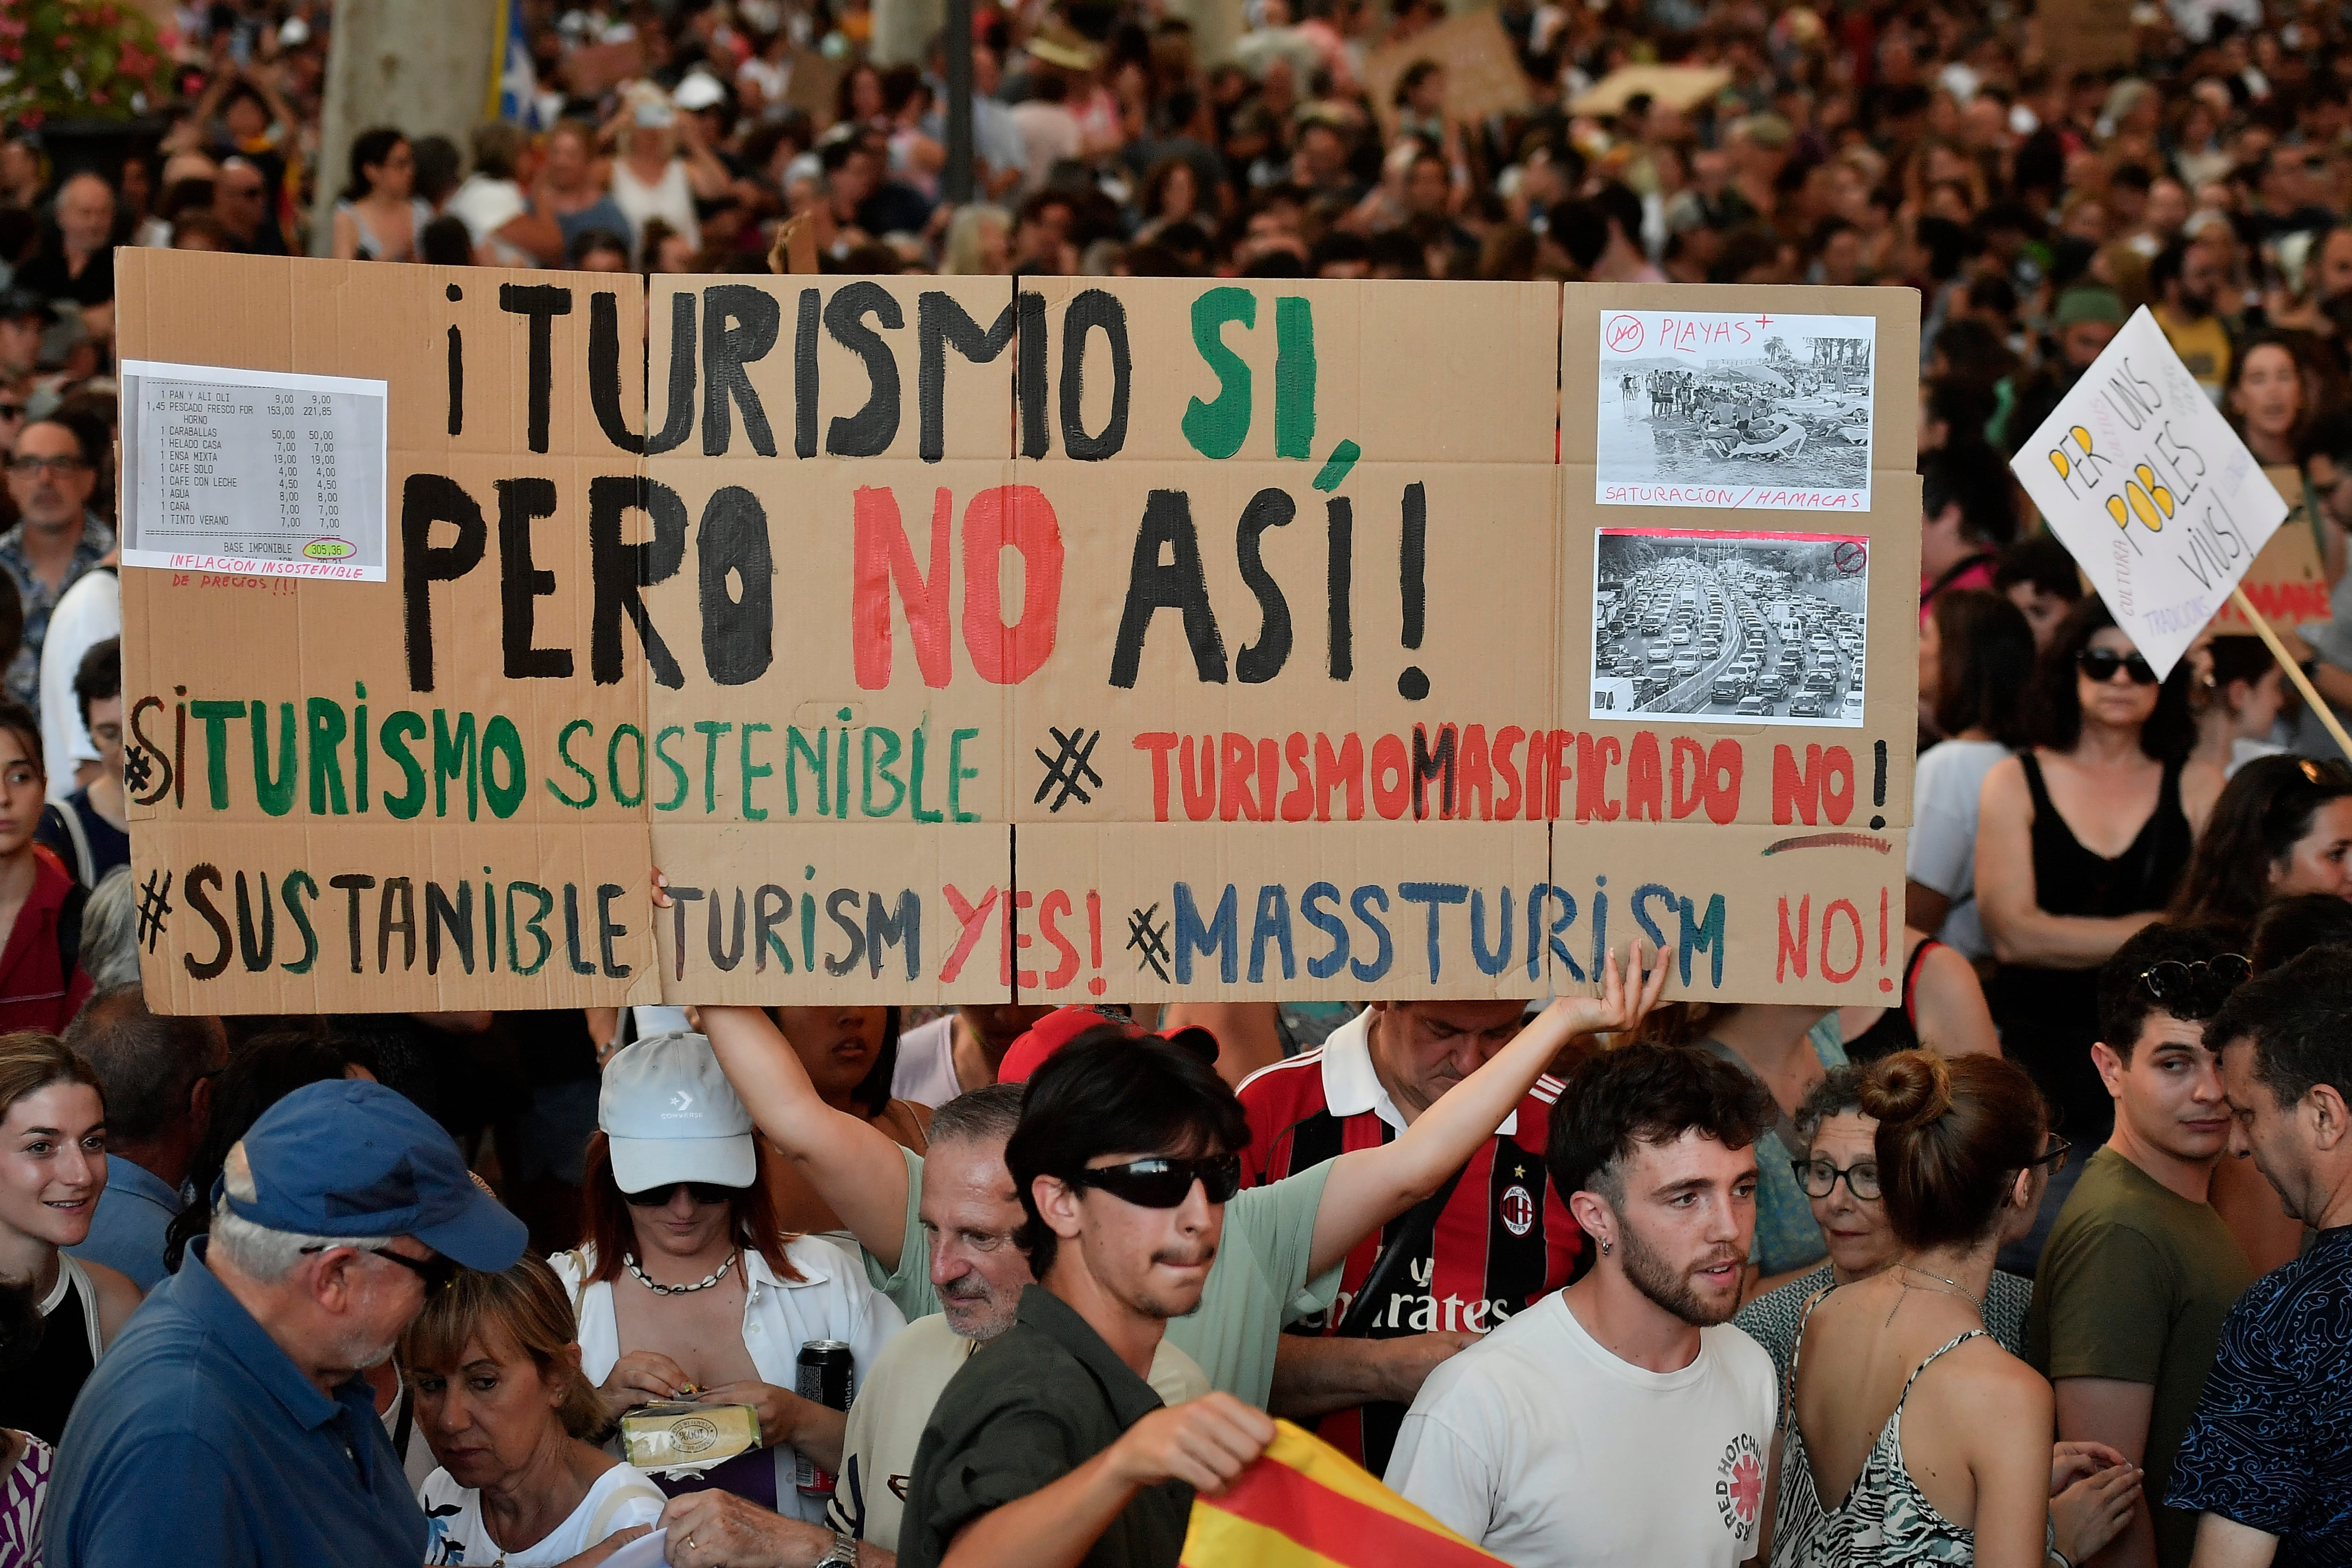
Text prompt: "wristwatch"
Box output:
[[817, 1532, 859, 1567]]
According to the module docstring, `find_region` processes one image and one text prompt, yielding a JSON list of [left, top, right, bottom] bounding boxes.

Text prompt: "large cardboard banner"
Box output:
[[118, 253, 1917, 1011]]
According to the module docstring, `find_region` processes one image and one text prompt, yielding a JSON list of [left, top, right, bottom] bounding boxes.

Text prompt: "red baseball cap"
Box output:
[[996, 1006, 1221, 1083]]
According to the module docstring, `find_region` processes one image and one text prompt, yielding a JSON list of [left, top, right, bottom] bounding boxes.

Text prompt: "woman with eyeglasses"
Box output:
[[2168, 754, 2352, 938], [1977, 598, 2217, 1158], [1762, 1051, 2137, 1568], [328, 127, 430, 263], [1740, 1067, 2132, 1568], [0, 1033, 141, 1449], [404, 1253, 665, 1567], [554, 1031, 901, 1519]]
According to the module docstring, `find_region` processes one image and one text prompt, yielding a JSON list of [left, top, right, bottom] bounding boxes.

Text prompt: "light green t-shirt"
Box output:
[[866, 1144, 1340, 1407]]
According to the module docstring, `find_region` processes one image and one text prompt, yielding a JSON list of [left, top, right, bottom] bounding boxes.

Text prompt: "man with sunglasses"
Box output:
[[0, 415, 112, 708], [2028, 923, 2258, 1568], [897, 1031, 1274, 1568], [48, 1078, 527, 1568]]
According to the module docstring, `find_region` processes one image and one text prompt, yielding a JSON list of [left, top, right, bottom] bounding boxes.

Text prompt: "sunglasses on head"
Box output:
[[620, 1180, 740, 1207], [1068, 1153, 1243, 1209], [2077, 647, 2159, 685], [302, 1241, 461, 1293], [2138, 953, 2251, 1015]]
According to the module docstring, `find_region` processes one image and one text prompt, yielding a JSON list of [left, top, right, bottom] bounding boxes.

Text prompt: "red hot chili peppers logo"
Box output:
[[1716, 1433, 1766, 1538]]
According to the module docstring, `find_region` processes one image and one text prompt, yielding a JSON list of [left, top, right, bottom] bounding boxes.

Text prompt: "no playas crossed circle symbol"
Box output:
[[1606, 315, 1645, 352]]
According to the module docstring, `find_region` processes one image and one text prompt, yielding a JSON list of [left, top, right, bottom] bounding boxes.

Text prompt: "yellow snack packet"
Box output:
[[620, 1402, 760, 1473]]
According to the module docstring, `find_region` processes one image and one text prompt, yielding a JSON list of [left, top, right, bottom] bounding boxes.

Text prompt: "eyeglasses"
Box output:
[[6, 456, 89, 478], [301, 1242, 461, 1293], [2028, 1136, 2073, 1175], [620, 1180, 740, 1207], [2138, 953, 2251, 1016], [2078, 647, 2159, 685], [1792, 1157, 1881, 1201], [1068, 1153, 1243, 1209]]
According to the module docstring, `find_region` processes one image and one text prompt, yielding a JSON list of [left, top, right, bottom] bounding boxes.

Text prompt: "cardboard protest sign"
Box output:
[[2010, 307, 2289, 679], [1568, 65, 1732, 118], [1361, 11, 1532, 141], [2198, 467, 2327, 645], [2038, 0, 2139, 77], [119, 253, 1918, 1010]]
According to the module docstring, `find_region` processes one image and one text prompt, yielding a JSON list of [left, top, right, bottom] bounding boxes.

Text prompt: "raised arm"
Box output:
[[697, 1003, 914, 1270], [1304, 944, 1670, 1276]]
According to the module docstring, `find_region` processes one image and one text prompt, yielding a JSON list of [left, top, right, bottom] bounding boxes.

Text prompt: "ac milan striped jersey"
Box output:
[[1235, 1011, 1582, 1474]]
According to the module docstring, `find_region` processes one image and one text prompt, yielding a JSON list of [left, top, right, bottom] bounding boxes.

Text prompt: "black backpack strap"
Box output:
[[56, 879, 87, 992]]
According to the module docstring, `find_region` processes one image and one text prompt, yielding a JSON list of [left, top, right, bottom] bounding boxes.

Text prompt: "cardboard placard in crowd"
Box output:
[[2011, 306, 2289, 681], [1360, 11, 1533, 141], [1567, 65, 1735, 118], [2037, 0, 2140, 76], [117, 251, 1919, 1011], [2197, 467, 2328, 650]]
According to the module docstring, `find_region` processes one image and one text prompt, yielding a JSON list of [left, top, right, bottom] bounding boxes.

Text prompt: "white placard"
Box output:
[[118, 358, 388, 581], [2010, 308, 2288, 679], [1597, 309, 1876, 512]]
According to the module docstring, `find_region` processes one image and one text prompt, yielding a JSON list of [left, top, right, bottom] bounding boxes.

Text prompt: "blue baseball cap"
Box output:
[[220, 1080, 527, 1271]]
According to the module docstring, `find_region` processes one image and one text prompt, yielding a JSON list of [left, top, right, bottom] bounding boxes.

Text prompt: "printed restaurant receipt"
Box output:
[[118, 358, 389, 581]]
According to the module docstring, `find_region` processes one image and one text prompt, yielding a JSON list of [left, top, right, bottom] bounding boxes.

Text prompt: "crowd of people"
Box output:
[[4, 0, 2352, 1564]]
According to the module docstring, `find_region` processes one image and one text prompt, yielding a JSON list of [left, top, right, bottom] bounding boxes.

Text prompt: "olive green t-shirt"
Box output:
[[2027, 1146, 2256, 1568]]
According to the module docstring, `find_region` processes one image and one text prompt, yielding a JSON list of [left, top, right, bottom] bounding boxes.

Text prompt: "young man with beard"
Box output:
[[1387, 1043, 1777, 1568], [2029, 923, 2257, 1568], [2166, 947, 2352, 1566]]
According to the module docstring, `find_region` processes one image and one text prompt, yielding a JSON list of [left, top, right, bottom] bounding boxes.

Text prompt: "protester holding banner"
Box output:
[[757, 1006, 934, 1243], [555, 1031, 904, 1521], [1978, 600, 2216, 1158]]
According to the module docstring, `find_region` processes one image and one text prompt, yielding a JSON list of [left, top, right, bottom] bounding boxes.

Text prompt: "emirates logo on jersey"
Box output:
[[1498, 1184, 1535, 1237]]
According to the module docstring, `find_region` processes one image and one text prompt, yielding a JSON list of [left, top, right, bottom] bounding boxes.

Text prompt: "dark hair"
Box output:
[[1992, 532, 2084, 603], [410, 135, 463, 207], [1394, 59, 1442, 108], [0, 695, 42, 777], [2201, 634, 2274, 697], [163, 1032, 377, 1269], [341, 127, 406, 203], [1793, 1063, 1869, 1147], [2095, 920, 2242, 1059], [1544, 1043, 1772, 1205], [2023, 596, 2196, 758], [1554, 199, 1610, 271], [2171, 757, 2352, 932], [578, 1130, 800, 1284], [930, 1080, 1025, 1146], [2150, 237, 2190, 298], [1931, 589, 2036, 743], [566, 227, 630, 269], [73, 636, 119, 731], [419, 215, 474, 268], [1921, 447, 2015, 549], [1005, 1029, 1248, 1278], [2204, 946, 2352, 1110], [1859, 1050, 2047, 1249], [2250, 892, 2352, 972], [850, 1006, 904, 1119], [62, 984, 217, 1143]]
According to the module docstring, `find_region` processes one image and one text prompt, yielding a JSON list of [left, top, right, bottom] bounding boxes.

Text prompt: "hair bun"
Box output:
[[1859, 1049, 1952, 1130]]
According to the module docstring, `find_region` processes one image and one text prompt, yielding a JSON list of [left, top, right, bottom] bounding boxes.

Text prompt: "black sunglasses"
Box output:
[[2139, 954, 2251, 1015], [2078, 647, 2159, 685], [1069, 1153, 1243, 1209], [620, 1180, 741, 1207], [302, 1242, 461, 1293]]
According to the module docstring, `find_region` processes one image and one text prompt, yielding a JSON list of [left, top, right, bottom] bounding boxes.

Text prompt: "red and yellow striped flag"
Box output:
[[1180, 1420, 1506, 1568]]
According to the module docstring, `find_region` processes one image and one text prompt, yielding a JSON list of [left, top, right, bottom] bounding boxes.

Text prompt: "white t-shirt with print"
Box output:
[[1386, 1291, 1776, 1568], [421, 1461, 664, 1566]]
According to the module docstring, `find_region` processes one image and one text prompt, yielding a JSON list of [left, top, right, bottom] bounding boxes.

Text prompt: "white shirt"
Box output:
[[39, 565, 118, 779], [610, 159, 699, 263], [1006, 100, 1082, 193], [421, 1461, 665, 1565], [826, 1313, 1210, 1553], [1386, 1292, 1776, 1568], [445, 175, 534, 265], [554, 1236, 906, 1521], [889, 1015, 959, 1108], [1904, 738, 2009, 960]]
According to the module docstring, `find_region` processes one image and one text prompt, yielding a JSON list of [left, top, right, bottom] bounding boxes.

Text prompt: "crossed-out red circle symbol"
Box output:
[[1831, 541, 1867, 575], [1606, 315, 1644, 352]]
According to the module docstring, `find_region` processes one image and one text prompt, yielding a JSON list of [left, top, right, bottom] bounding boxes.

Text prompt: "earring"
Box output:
[[1599, 1239, 1612, 1256]]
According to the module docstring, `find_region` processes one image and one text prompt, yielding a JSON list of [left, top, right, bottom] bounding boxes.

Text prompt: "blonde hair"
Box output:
[[398, 1252, 607, 1440]]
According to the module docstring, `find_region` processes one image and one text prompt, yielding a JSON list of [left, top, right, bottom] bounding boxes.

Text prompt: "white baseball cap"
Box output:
[[598, 1031, 757, 1193]]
